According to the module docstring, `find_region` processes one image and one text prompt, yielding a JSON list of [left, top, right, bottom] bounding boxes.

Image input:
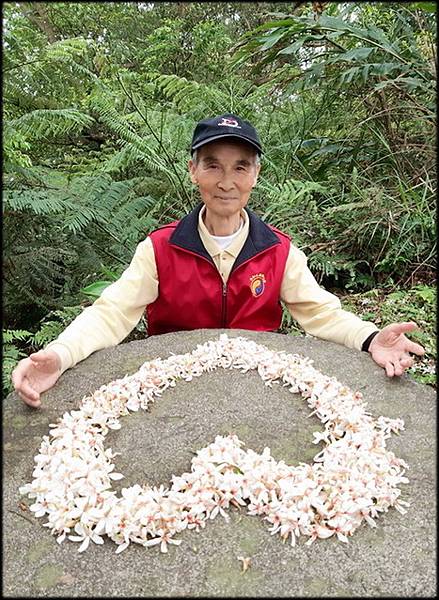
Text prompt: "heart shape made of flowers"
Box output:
[[20, 334, 409, 554]]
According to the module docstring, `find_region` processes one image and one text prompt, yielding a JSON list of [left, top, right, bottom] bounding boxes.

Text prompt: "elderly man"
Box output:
[[12, 114, 425, 408]]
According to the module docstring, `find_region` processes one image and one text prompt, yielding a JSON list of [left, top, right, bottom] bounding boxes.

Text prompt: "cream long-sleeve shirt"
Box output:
[[47, 207, 378, 373]]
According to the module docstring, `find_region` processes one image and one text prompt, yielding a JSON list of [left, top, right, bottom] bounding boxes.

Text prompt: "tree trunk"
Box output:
[[21, 2, 59, 43]]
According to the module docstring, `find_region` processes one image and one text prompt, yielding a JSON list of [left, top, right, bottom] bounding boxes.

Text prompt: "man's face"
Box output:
[[188, 139, 261, 219]]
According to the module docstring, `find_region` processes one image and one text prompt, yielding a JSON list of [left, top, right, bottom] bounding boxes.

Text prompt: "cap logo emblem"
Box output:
[[250, 273, 266, 298], [218, 117, 241, 129]]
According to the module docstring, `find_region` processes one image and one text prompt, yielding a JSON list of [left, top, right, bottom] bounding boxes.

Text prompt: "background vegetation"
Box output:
[[3, 1, 436, 393]]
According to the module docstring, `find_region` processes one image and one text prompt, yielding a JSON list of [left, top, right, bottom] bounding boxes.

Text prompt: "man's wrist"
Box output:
[[361, 330, 380, 353], [44, 343, 73, 374]]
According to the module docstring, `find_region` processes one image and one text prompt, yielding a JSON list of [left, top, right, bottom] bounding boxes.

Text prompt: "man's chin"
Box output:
[[203, 199, 247, 216], [215, 207, 240, 219]]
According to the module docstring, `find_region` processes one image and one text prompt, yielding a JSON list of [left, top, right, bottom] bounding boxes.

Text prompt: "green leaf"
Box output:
[[300, 138, 329, 149], [316, 14, 366, 35], [369, 62, 404, 76], [340, 66, 361, 84], [335, 47, 374, 62], [309, 143, 347, 158], [99, 265, 120, 280], [80, 280, 113, 299], [373, 76, 426, 91], [260, 30, 287, 51], [366, 24, 393, 46], [413, 285, 436, 304], [361, 63, 371, 82], [278, 34, 324, 55], [410, 2, 437, 13], [254, 18, 298, 31], [2, 329, 33, 343]]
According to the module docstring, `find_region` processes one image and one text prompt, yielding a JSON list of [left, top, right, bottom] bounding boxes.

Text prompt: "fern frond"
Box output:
[[2, 329, 33, 343], [44, 37, 90, 59], [102, 142, 147, 174], [259, 178, 328, 219], [151, 73, 232, 115], [43, 37, 101, 84], [90, 94, 179, 177], [31, 306, 83, 347], [270, 178, 327, 203], [2, 339, 29, 396], [89, 94, 145, 146], [3, 189, 67, 214], [10, 108, 95, 141]]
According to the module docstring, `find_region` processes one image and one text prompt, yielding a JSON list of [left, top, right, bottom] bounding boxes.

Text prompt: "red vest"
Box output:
[[146, 205, 290, 335]]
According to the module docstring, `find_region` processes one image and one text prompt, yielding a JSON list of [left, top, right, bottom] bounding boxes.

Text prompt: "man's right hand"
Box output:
[[12, 350, 62, 409]]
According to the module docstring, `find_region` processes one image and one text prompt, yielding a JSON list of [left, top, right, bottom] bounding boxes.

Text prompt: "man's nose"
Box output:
[[217, 173, 235, 190]]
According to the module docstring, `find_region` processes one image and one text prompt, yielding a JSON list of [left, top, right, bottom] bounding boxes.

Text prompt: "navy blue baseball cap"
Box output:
[[191, 114, 262, 155]]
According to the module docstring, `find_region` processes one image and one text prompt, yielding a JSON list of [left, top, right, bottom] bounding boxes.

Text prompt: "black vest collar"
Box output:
[[169, 203, 280, 270]]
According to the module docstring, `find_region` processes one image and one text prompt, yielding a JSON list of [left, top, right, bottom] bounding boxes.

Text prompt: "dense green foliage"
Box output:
[[3, 2, 436, 394]]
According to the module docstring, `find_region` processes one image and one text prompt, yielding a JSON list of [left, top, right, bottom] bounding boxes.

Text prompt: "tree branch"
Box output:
[[20, 2, 59, 43], [116, 74, 192, 206]]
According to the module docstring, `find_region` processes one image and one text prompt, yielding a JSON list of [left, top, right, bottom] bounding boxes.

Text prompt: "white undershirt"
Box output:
[[209, 218, 244, 250]]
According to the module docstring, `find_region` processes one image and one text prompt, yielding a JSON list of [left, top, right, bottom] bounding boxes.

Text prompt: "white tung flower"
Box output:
[[18, 335, 409, 554], [68, 522, 104, 553]]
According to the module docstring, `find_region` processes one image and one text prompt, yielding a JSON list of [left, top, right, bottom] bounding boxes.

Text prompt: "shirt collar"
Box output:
[[198, 205, 249, 258]]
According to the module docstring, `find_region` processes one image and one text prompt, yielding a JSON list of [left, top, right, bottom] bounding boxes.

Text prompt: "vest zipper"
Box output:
[[221, 282, 227, 328], [169, 242, 280, 329]]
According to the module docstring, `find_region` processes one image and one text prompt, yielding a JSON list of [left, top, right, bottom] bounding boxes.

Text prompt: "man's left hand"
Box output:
[[368, 321, 425, 377]]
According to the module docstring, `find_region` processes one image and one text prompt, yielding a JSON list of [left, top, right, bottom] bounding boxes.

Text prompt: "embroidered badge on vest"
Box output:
[[249, 273, 266, 298]]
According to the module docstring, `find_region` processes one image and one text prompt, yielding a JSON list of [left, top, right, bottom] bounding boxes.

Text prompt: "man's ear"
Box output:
[[252, 163, 261, 186], [188, 160, 198, 184]]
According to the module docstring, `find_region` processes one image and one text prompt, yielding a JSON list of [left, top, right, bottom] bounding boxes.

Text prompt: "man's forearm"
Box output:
[[46, 238, 159, 372], [45, 299, 146, 372], [281, 245, 379, 350]]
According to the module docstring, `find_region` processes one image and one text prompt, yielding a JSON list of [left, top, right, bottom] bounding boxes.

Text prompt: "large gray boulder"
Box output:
[[3, 329, 436, 597]]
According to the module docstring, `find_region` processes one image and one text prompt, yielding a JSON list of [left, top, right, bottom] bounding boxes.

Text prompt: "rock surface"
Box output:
[[3, 329, 436, 597]]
